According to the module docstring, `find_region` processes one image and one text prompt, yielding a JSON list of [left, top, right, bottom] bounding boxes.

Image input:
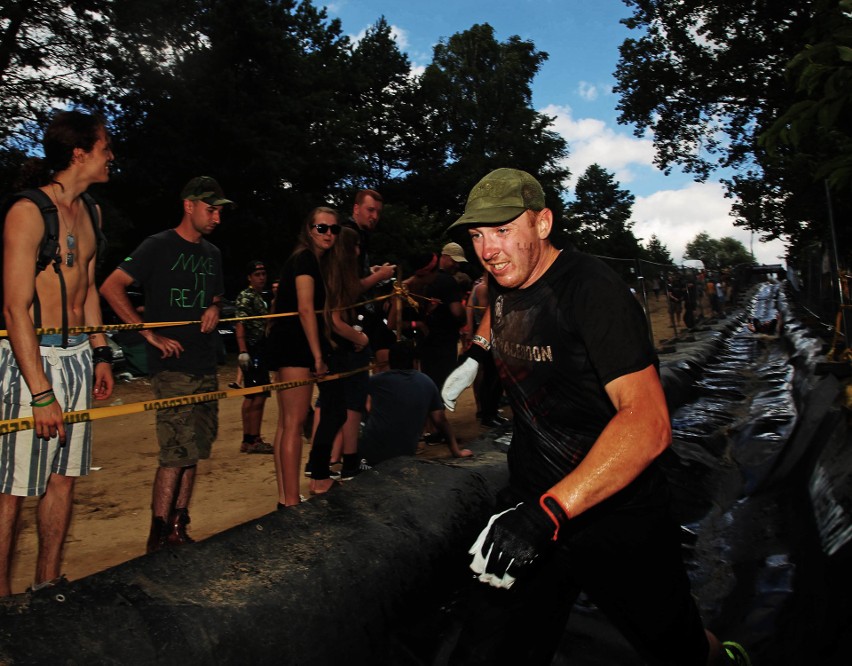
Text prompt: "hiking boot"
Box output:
[[722, 641, 752, 666], [242, 437, 273, 454], [146, 517, 170, 553], [166, 508, 195, 546]]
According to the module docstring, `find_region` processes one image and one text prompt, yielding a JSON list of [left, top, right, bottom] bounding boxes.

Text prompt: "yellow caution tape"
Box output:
[[0, 366, 370, 435], [0, 292, 398, 338]]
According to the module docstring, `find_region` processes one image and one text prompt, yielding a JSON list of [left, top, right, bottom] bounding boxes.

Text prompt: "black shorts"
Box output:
[[243, 341, 271, 394], [451, 467, 709, 666], [266, 326, 314, 370]]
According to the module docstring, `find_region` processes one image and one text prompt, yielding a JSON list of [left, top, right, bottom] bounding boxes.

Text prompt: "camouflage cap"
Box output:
[[180, 176, 234, 207], [448, 168, 545, 230]]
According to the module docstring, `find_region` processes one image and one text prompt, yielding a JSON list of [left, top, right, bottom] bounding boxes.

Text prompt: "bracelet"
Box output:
[[472, 334, 491, 351], [30, 388, 54, 400], [92, 345, 113, 366], [31, 394, 57, 408], [539, 493, 570, 541]]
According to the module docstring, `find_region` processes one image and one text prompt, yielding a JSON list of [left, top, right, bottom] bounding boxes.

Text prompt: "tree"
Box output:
[[346, 17, 416, 191], [402, 24, 570, 227], [0, 0, 110, 146], [103, 0, 356, 283], [613, 0, 850, 261], [760, 0, 852, 194], [565, 164, 641, 258], [0, 0, 203, 148], [756, 0, 852, 268], [645, 234, 673, 265], [684, 232, 753, 268]]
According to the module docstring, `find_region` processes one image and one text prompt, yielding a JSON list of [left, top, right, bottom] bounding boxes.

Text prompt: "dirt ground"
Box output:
[[7, 293, 682, 595]]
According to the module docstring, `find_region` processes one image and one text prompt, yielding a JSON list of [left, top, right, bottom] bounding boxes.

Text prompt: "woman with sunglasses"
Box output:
[[267, 208, 344, 507]]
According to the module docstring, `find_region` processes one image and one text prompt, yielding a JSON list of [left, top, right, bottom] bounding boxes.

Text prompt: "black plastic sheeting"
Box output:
[[555, 281, 851, 665], [1, 280, 849, 665], [0, 455, 509, 665]]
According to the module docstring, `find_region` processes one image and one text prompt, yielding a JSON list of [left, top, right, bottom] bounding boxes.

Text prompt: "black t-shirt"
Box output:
[[119, 229, 224, 375], [423, 271, 462, 346], [269, 249, 329, 355], [490, 250, 656, 498]]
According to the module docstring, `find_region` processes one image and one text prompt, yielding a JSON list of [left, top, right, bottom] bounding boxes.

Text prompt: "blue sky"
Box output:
[[324, 0, 787, 265]]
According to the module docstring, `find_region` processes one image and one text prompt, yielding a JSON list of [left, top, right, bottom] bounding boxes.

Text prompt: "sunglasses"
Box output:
[[312, 223, 341, 235]]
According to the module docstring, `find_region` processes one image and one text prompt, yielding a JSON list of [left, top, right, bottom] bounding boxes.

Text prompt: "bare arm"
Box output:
[[199, 298, 221, 334], [99, 268, 184, 358], [360, 263, 396, 292], [2, 200, 65, 441], [83, 222, 113, 401], [295, 274, 326, 375], [473, 306, 491, 346], [547, 364, 671, 518], [234, 321, 249, 354], [430, 409, 473, 458], [331, 310, 368, 350]]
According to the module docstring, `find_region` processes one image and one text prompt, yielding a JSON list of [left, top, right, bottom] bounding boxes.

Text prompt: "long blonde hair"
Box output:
[[271, 207, 339, 321], [323, 226, 362, 346]]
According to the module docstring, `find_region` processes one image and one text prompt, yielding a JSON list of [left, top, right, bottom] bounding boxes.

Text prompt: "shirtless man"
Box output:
[[0, 110, 115, 596]]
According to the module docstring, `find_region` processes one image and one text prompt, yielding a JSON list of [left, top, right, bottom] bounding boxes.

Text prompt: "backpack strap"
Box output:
[[5, 189, 62, 274], [2, 189, 105, 348], [1, 190, 63, 342], [81, 191, 107, 260]]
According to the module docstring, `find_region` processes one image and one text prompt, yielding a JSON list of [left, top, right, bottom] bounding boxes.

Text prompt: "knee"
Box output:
[[46, 474, 75, 495]]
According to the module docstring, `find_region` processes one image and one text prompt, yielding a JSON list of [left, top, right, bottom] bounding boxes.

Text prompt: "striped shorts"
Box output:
[[0, 336, 93, 496]]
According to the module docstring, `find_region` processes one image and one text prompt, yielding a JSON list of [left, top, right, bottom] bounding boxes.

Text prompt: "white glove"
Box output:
[[441, 357, 479, 411], [238, 352, 251, 370], [468, 507, 518, 589]]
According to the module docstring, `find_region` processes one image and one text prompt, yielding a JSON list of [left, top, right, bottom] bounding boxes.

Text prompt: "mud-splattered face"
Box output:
[[468, 210, 553, 289]]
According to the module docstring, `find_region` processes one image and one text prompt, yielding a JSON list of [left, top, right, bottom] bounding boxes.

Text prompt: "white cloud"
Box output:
[[349, 23, 409, 49], [540, 104, 788, 265], [577, 81, 598, 101], [633, 183, 787, 265], [541, 104, 655, 187]]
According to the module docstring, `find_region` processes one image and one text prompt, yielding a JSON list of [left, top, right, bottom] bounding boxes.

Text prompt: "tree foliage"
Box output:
[[614, 0, 851, 263], [759, 0, 852, 193], [404, 24, 570, 227], [684, 231, 754, 268], [1, 4, 572, 288], [565, 164, 641, 258], [645, 234, 674, 265], [0, 0, 111, 146], [0, 0, 203, 147], [347, 17, 415, 191]]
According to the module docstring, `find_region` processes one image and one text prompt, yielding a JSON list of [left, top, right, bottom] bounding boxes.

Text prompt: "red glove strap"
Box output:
[[539, 493, 570, 541]]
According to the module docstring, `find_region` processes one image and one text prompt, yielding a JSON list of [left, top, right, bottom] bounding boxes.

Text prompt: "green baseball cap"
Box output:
[[180, 176, 235, 207], [448, 168, 545, 230]]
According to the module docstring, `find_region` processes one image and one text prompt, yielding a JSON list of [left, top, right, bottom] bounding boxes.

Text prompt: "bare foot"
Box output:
[[309, 478, 337, 495], [455, 448, 474, 458]]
